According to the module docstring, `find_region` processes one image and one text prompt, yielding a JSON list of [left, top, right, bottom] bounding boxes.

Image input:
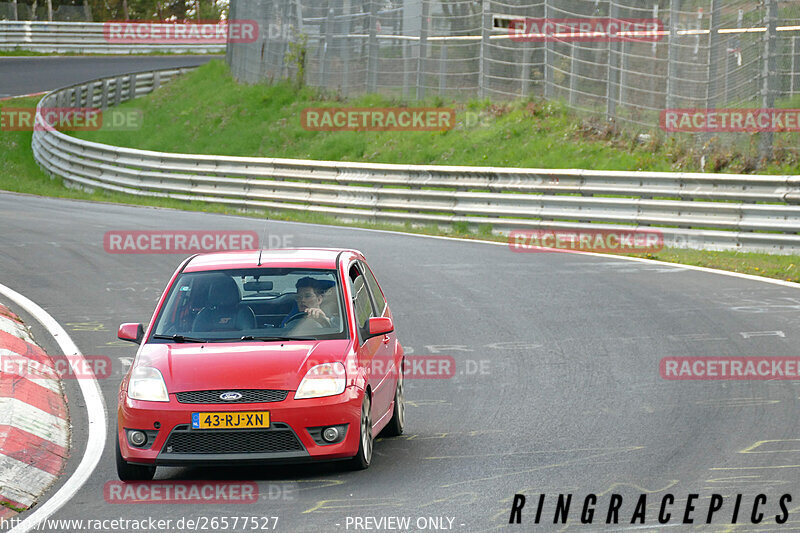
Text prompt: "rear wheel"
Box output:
[[116, 433, 156, 481], [347, 393, 373, 470], [381, 360, 405, 437]]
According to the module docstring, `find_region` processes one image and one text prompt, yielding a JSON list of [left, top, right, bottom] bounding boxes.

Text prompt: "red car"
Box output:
[[115, 248, 405, 480]]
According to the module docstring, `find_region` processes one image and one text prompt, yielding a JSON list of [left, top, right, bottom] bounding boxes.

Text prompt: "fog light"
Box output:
[[128, 430, 147, 447], [322, 427, 339, 442]]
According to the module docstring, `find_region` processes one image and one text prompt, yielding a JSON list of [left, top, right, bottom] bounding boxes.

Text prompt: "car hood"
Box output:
[[136, 340, 353, 393]]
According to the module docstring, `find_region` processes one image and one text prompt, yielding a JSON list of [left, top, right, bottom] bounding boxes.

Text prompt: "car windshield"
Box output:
[[150, 268, 347, 342]]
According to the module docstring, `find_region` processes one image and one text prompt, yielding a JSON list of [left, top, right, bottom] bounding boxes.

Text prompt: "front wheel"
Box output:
[[347, 393, 373, 470], [116, 433, 156, 481]]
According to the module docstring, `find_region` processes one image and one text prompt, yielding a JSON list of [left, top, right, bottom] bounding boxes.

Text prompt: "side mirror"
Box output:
[[118, 323, 144, 345], [367, 317, 394, 338]]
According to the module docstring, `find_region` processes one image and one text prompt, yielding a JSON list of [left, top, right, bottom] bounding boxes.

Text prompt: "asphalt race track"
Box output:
[[0, 56, 216, 98], [2, 193, 800, 532], [4, 56, 800, 533]]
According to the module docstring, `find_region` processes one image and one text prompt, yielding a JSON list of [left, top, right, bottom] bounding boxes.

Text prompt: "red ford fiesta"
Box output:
[[115, 248, 405, 480]]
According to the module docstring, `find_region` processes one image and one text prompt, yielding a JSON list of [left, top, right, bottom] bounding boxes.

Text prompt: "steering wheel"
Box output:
[[283, 312, 325, 329]]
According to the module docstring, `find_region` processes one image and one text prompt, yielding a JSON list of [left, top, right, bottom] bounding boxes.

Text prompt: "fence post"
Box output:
[[543, 0, 553, 99], [666, 0, 680, 109], [416, 0, 429, 100], [607, 1, 620, 119], [479, 1, 491, 99], [439, 42, 447, 95], [521, 44, 532, 98], [367, 0, 379, 93], [569, 42, 577, 106], [321, 6, 334, 90], [706, 0, 722, 108], [792, 36, 799, 96], [342, 0, 352, 96], [760, 0, 778, 160]]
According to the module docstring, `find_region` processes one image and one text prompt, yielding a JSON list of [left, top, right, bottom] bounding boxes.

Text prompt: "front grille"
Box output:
[[163, 424, 304, 454], [175, 389, 288, 404]]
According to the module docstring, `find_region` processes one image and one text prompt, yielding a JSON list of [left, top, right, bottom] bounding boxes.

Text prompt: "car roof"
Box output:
[[183, 248, 364, 272]]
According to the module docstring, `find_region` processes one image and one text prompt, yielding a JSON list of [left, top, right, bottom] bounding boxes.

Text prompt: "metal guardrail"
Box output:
[[30, 67, 800, 255], [0, 21, 225, 53]]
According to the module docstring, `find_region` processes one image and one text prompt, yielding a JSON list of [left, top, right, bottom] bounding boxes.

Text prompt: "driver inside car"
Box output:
[[280, 277, 331, 328]]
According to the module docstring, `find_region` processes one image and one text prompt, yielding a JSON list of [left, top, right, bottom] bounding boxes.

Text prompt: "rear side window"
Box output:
[[361, 262, 386, 315]]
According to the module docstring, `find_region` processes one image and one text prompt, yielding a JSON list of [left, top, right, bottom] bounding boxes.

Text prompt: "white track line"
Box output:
[[0, 283, 106, 533]]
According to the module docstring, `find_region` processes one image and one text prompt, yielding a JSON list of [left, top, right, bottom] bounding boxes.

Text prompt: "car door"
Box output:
[[348, 262, 389, 421], [359, 260, 397, 416]]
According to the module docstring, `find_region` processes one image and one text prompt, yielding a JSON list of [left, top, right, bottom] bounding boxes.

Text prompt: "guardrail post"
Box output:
[[93, 81, 103, 107], [153, 71, 161, 92], [127, 73, 136, 101], [100, 79, 109, 109], [114, 77, 122, 106]]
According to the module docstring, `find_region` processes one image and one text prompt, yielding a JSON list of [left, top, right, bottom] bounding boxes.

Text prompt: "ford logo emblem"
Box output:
[[219, 392, 242, 401]]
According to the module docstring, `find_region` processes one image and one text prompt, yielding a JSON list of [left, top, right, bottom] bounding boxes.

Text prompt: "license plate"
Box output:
[[191, 411, 270, 429]]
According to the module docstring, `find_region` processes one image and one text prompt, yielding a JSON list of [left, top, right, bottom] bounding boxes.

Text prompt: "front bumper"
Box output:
[[118, 385, 362, 466]]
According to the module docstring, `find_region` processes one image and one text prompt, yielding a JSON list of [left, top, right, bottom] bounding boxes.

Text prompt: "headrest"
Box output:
[[207, 275, 240, 308]]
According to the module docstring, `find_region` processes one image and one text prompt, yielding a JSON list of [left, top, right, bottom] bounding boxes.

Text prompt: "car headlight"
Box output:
[[128, 366, 169, 402], [295, 362, 346, 399]]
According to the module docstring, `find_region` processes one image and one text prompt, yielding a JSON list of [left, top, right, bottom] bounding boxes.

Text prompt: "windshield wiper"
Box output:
[[152, 334, 208, 343], [238, 335, 316, 342]]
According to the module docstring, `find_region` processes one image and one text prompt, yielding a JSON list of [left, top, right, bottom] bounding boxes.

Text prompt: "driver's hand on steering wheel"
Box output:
[[304, 307, 330, 325]]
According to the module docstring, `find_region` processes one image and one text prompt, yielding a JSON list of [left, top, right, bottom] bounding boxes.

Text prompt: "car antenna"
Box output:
[[257, 216, 268, 266]]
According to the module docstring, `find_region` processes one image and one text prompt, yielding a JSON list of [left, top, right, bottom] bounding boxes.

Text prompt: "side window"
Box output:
[[349, 264, 374, 342], [361, 262, 386, 315]]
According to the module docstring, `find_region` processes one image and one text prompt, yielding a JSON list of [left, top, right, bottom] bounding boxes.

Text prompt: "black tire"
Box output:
[[116, 433, 156, 481], [380, 360, 405, 437], [347, 393, 373, 470]]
